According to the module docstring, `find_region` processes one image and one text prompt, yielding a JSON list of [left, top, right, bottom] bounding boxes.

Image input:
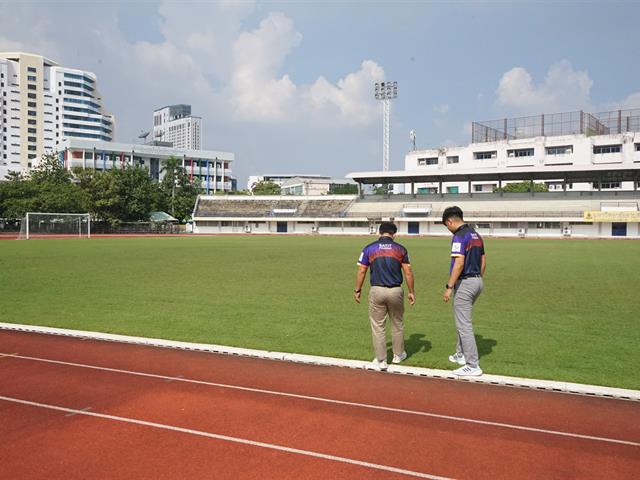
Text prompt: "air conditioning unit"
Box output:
[[517, 228, 526, 238], [562, 226, 571, 237], [311, 225, 318, 233], [369, 225, 377, 234], [244, 224, 251, 233]]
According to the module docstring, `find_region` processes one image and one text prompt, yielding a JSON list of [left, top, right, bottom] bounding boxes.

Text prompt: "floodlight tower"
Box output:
[[374, 81, 398, 171]]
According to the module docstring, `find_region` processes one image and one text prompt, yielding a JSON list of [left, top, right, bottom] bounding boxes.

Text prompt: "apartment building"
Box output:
[[152, 104, 201, 150], [0, 52, 114, 179]]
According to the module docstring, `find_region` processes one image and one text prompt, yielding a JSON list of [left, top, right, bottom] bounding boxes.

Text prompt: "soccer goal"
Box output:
[[18, 212, 91, 240]]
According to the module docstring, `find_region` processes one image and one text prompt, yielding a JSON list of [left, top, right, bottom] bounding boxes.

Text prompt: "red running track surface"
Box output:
[[0, 330, 638, 479]]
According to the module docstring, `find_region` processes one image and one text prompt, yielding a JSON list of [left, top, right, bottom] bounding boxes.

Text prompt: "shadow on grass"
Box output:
[[386, 333, 432, 360], [476, 334, 497, 359]]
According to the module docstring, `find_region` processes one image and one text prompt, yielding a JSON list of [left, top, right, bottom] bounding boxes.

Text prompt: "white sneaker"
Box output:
[[453, 365, 483, 376], [392, 351, 407, 364], [448, 352, 466, 365], [371, 358, 388, 371]]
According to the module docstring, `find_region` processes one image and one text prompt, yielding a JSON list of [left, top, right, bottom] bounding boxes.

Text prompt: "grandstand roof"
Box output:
[[346, 163, 640, 185]]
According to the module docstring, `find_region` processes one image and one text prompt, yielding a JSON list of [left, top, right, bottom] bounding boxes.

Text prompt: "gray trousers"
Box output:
[[369, 286, 405, 362], [453, 277, 483, 367]]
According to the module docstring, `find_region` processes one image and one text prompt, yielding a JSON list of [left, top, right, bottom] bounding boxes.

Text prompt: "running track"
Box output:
[[0, 330, 638, 479]]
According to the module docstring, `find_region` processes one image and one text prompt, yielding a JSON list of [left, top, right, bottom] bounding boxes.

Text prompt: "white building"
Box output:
[[0, 52, 115, 179], [152, 105, 201, 150], [280, 177, 357, 196], [399, 109, 640, 194], [247, 174, 331, 192], [60, 138, 235, 193]]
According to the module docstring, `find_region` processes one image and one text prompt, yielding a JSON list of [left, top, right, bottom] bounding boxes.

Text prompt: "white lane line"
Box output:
[[0, 395, 451, 480], [65, 406, 92, 417], [0, 352, 19, 359], [2, 352, 639, 448]]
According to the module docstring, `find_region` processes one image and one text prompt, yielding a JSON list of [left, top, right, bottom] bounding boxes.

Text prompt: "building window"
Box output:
[[28, 102, 36, 108], [474, 185, 483, 192], [28, 136, 36, 142], [593, 182, 621, 189], [417, 157, 438, 166], [28, 154, 37, 159], [28, 110, 36, 116], [507, 148, 534, 157], [593, 144, 621, 154], [635, 143, 640, 152], [27, 67, 37, 73], [27, 75, 37, 82], [28, 93, 36, 99], [474, 151, 497, 160], [27, 145, 36, 151], [27, 119, 36, 125], [546, 145, 573, 155], [446, 186, 459, 193], [27, 84, 37, 90], [446, 156, 459, 164]]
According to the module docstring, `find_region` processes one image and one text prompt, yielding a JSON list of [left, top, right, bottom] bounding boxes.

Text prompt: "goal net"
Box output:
[[18, 212, 91, 240]]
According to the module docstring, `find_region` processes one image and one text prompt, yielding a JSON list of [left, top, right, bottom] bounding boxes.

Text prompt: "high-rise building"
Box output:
[[0, 52, 115, 178], [152, 104, 201, 150]]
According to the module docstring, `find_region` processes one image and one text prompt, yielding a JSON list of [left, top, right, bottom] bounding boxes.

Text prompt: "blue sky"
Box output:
[[1, 0, 638, 187]]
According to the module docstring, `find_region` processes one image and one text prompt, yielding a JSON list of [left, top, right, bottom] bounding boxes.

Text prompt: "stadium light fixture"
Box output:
[[374, 81, 398, 172]]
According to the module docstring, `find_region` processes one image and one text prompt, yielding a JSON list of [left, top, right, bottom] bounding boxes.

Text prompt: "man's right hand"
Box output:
[[408, 292, 415, 306], [354, 291, 362, 304]]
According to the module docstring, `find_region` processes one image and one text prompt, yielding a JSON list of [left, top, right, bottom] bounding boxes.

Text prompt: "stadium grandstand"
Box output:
[[192, 108, 640, 238]]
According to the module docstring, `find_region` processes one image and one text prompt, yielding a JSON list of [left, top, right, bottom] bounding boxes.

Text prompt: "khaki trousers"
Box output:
[[368, 286, 405, 361]]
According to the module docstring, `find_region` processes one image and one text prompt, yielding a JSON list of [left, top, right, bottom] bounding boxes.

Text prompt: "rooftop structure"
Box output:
[[472, 108, 640, 144]]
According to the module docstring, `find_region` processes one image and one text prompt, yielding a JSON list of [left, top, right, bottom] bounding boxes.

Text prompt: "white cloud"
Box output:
[[306, 60, 385, 125], [229, 13, 385, 125], [605, 91, 640, 111], [496, 60, 593, 113], [433, 104, 449, 114], [230, 12, 301, 122]]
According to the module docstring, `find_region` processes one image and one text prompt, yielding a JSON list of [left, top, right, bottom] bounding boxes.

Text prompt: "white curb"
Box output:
[[1, 322, 638, 402]]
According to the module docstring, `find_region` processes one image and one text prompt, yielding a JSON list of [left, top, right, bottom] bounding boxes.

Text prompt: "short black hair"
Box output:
[[379, 222, 397, 235], [442, 206, 464, 225]]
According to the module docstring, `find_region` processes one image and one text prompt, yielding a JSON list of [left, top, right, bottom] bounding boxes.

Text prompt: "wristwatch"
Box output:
[[445, 284, 453, 290]]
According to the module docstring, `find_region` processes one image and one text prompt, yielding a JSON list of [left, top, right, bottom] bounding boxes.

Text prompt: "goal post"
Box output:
[[18, 212, 91, 240]]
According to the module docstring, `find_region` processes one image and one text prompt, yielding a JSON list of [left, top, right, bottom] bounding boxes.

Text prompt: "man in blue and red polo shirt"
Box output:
[[354, 222, 415, 371], [442, 206, 486, 376]]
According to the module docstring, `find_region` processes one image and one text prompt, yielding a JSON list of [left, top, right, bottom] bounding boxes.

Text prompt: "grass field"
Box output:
[[1, 235, 639, 390]]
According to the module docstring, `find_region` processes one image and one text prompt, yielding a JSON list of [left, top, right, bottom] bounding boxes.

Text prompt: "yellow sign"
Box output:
[[583, 211, 640, 222]]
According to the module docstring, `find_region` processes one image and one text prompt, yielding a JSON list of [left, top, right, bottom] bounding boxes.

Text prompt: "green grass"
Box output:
[[0, 235, 639, 390]]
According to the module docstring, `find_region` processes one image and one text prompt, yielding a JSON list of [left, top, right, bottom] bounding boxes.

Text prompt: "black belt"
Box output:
[[372, 285, 402, 288], [461, 274, 481, 279]]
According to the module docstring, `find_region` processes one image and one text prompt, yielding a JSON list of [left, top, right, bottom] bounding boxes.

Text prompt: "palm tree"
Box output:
[[160, 156, 182, 217]]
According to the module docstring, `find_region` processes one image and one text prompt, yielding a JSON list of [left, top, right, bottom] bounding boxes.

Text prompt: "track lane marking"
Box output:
[[0, 395, 451, 480], [2, 352, 639, 448]]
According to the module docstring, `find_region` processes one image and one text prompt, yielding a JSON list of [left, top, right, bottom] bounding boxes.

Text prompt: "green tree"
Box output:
[[0, 171, 38, 219], [28, 152, 84, 213], [158, 156, 201, 222], [373, 184, 390, 195], [159, 156, 182, 217], [329, 183, 358, 195], [493, 181, 549, 193], [252, 180, 281, 195], [116, 166, 158, 222]]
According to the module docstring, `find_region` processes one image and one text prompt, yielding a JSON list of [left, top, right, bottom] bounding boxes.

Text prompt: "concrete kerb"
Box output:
[[1, 322, 639, 402]]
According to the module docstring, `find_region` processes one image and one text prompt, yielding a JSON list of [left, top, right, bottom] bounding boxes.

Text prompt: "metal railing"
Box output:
[[471, 108, 640, 143]]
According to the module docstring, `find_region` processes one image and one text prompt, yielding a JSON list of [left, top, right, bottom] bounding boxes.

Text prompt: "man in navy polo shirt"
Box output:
[[354, 222, 415, 371], [442, 206, 486, 376]]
